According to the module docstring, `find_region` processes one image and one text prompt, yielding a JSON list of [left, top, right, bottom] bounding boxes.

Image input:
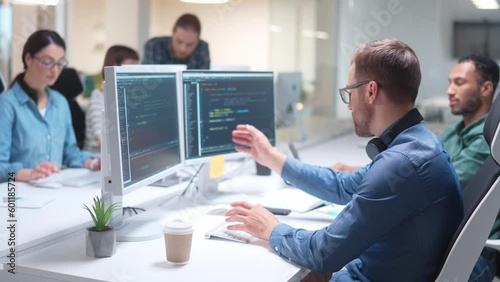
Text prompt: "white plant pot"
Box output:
[[86, 227, 116, 258]]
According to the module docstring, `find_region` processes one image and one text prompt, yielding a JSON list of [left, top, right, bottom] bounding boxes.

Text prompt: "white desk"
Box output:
[[0, 174, 187, 260], [297, 132, 371, 167], [7, 206, 329, 282], [1, 132, 370, 282]]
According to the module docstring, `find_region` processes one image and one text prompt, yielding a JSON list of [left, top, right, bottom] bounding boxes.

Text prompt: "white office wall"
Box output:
[[312, 0, 336, 117], [149, 0, 270, 71], [70, 0, 143, 74], [0, 5, 13, 82], [70, 0, 104, 74], [104, 0, 140, 53], [269, 0, 298, 72], [10, 5, 56, 80], [335, 0, 500, 119], [269, 0, 336, 116], [297, 0, 316, 103]]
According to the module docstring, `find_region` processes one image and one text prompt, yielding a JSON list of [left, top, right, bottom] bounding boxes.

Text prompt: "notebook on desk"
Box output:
[[258, 188, 325, 213]]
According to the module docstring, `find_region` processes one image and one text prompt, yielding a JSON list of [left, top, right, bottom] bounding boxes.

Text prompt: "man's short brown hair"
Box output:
[[351, 39, 421, 104], [173, 13, 201, 35]]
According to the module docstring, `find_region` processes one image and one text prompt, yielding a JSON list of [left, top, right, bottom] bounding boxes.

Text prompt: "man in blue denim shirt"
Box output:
[[227, 39, 463, 281]]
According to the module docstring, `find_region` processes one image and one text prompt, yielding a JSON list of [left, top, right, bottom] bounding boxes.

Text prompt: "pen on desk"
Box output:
[[264, 206, 292, 216]]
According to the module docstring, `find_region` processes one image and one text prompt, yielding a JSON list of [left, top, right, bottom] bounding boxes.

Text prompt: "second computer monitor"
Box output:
[[102, 65, 186, 241], [182, 71, 275, 163]]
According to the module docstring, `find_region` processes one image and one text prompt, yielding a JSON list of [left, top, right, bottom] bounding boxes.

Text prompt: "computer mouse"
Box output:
[[207, 207, 229, 216]]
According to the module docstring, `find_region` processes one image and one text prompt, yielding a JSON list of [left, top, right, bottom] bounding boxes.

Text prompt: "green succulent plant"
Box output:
[[83, 195, 118, 232]]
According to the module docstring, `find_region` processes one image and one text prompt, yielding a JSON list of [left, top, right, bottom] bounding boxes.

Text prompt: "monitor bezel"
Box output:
[[181, 70, 275, 166], [103, 64, 186, 198]]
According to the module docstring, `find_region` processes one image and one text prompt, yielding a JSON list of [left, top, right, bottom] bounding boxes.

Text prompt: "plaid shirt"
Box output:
[[142, 36, 210, 69]]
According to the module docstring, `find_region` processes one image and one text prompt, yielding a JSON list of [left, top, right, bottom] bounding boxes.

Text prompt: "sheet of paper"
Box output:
[[258, 188, 325, 213], [0, 195, 55, 209], [210, 155, 225, 179]]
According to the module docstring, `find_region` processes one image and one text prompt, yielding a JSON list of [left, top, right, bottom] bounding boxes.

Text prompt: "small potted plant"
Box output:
[[83, 195, 118, 258]]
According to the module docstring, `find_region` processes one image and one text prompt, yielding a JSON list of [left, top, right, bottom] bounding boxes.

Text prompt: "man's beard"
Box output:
[[353, 100, 373, 138], [452, 88, 482, 116]]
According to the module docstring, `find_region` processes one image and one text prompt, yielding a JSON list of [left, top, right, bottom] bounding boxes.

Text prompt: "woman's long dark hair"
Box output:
[[10, 30, 66, 103]]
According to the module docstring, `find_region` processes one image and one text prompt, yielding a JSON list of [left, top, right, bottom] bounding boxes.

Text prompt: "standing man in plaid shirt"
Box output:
[[143, 13, 210, 70]]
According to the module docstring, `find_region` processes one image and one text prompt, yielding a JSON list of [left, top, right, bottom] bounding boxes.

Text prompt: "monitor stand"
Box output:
[[190, 163, 248, 205], [151, 173, 189, 187], [101, 112, 163, 242]]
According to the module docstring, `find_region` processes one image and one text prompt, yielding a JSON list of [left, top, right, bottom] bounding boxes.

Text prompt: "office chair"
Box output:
[[0, 71, 6, 93], [51, 68, 86, 149], [434, 96, 500, 281]]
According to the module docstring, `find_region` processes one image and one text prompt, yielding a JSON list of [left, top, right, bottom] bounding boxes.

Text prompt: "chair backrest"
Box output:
[[51, 67, 84, 99], [435, 96, 500, 281], [51, 68, 86, 149]]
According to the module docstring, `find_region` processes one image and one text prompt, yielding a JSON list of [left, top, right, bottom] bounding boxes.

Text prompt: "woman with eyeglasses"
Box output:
[[0, 30, 99, 183]]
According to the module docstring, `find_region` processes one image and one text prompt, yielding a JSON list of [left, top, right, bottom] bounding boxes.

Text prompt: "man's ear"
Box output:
[[480, 81, 494, 98], [367, 81, 379, 104]]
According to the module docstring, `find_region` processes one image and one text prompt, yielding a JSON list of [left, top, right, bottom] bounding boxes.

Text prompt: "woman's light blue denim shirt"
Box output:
[[0, 82, 94, 182]]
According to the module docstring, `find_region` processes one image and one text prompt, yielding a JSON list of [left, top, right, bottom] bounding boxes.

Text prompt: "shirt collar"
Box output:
[[457, 114, 488, 136], [13, 81, 58, 108]]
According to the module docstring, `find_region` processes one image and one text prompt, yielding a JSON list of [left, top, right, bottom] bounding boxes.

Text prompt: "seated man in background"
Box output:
[[227, 39, 463, 281], [442, 54, 498, 191], [444, 54, 499, 282], [332, 54, 500, 281], [143, 13, 210, 69]]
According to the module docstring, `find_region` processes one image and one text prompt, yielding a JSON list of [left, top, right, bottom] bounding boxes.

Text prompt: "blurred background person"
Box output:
[[143, 13, 210, 69], [84, 45, 139, 155]]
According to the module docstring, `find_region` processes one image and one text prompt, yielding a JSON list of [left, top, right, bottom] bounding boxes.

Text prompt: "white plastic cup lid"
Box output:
[[163, 220, 194, 235]]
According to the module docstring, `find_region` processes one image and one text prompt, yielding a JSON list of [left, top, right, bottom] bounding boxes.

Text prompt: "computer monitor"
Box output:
[[182, 71, 275, 203], [0, 71, 6, 93], [101, 64, 186, 241]]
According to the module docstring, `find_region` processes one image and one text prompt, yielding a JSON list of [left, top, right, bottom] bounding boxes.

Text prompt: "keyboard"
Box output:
[[30, 168, 100, 188], [205, 221, 255, 243], [61, 169, 100, 187]]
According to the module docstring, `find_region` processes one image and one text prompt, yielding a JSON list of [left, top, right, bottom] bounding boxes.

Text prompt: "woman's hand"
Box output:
[[84, 158, 101, 170], [16, 162, 59, 182]]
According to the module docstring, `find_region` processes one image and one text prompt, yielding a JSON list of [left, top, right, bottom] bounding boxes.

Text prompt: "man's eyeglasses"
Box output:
[[338, 80, 370, 104], [34, 56, 68, 69]]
